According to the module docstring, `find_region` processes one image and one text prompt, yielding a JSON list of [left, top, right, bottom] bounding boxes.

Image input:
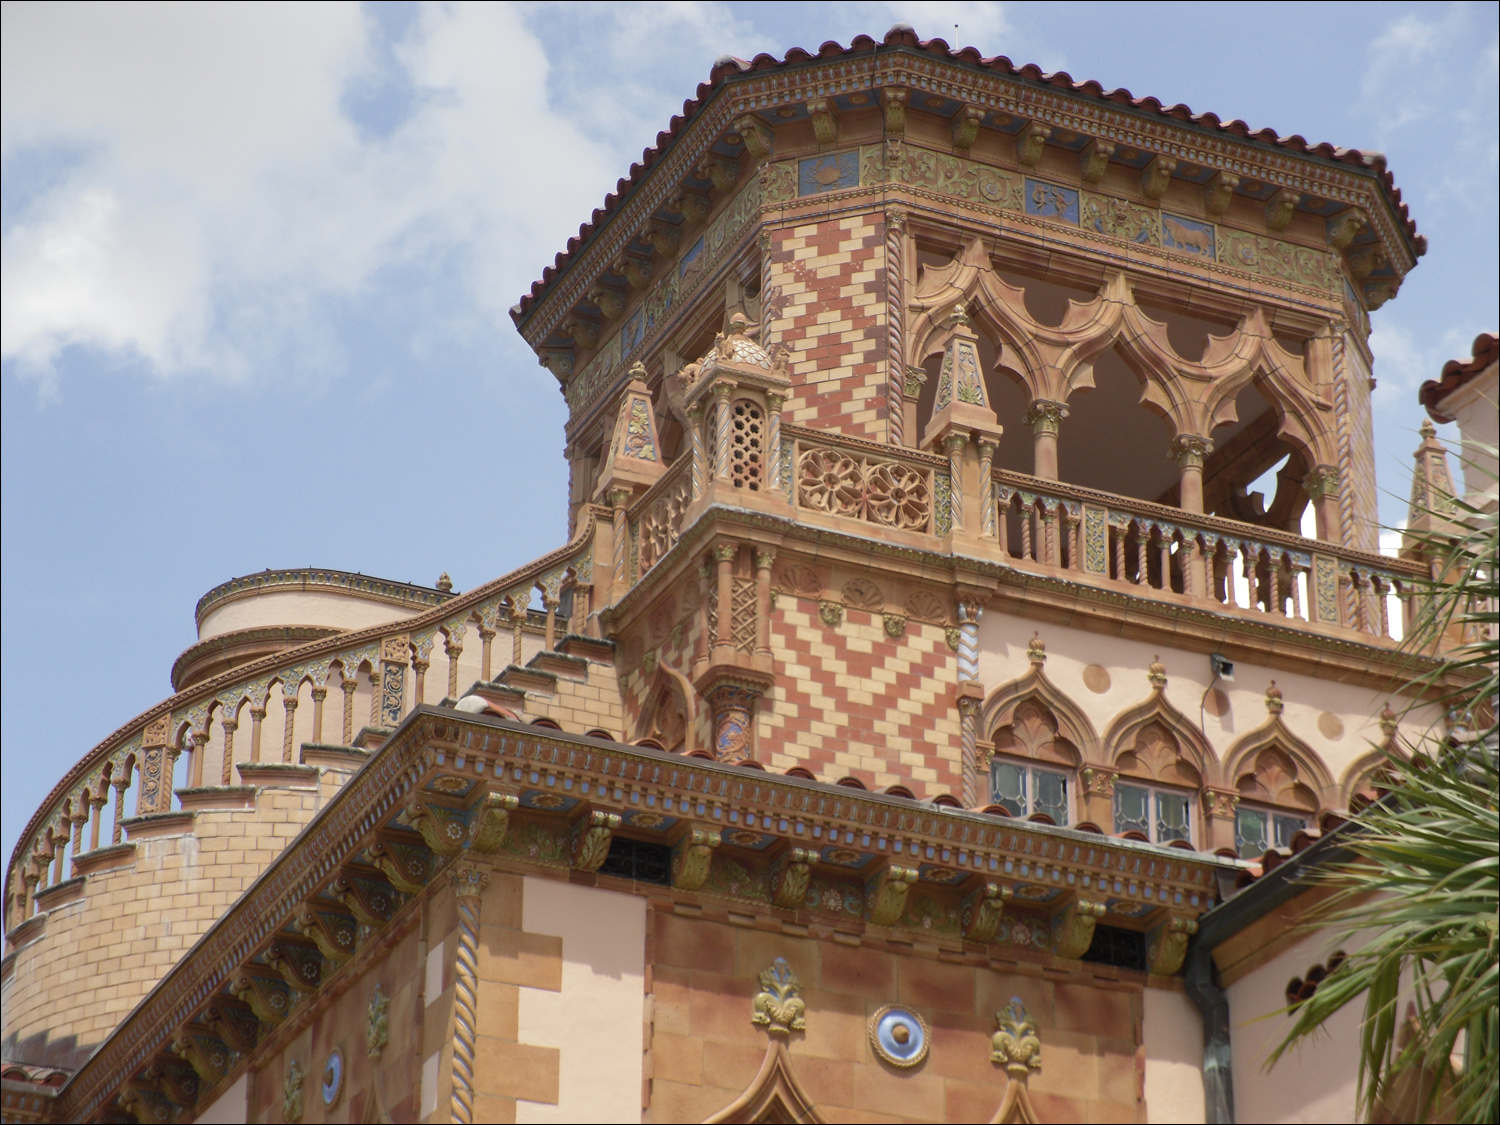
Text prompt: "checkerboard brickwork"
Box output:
[[768, 214, 889, 441], [759, 597, 961, 794]]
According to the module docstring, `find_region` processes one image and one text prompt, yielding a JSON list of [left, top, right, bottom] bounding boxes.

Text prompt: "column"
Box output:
[[944, 433, 967, 534], [310, 687, 327, 744], [978, 438, 998, 539], [956, 597, 984, 807], [1304, 464, 1342, 543], [713, 384, 735, 482], [1025, 400, 1068, 480], [339, 676, 356, 745], [448, 861, 489, 1125], [281, 686, 299, 763], [219, 718, 238, 785], [1170, 434, 1212, 515], [885, 209, 908, 447], [765, 392, 786, 493], [754, 548, 775, 660], [609, 486, 632, 597], [714, 543, 736, 661]]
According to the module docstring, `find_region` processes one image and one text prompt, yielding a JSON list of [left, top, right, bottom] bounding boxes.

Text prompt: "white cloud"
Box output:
[[1368, 318, 1481, 408], [0, 2, 724, 388]]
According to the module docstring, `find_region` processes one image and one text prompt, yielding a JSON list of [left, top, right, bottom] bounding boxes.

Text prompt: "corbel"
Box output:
[[296, 905, 359, 964], [1327, 207, 1368, 250], [1146, 915, 1198, 976], [203, 997, 261, 1053], [537, 348, 574, 383], [669, 191, 711, 229], [865, 863, 918, 926], [697, 155, 740, 194], [882, 88, 907, 134], [643, 218, 684, 255], [570, 809, 621, 871], [960, 881, 1011, 943], [267, 937, 323, 994], [332, 866, 396, 927], [404, 798, 471, 856], [1079, 137, 1114, 183], [367, 837, 432, 895], [1015, 120, 1051, 167], [670, 826, 721, 891], [229, 968, 293, 1027], [734, 115, 772, 160], [770, 846, 814, 909], [1204, 171, 1239, 217], [807, 99, 839, 146], [1050, 898, 1106, 958], [145, 1060, 201, 1111], [589, 285, 626, 321], [951, 105, 985, 151], [1141, 155, 1176, 200], [119, 1084, 176, 1125], [1265, 187, 1299, 232], [613, 255, 653, 290], [171, 1026, 231, 1085], [471, 791, 519, 854], [1346, 245, 1385, 280], [1364, 278, 1399, 310], [561, 315, 599, 350]]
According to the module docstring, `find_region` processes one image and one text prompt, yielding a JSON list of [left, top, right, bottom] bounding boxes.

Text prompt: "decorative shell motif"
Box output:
[[751, 957, 807, 1036]]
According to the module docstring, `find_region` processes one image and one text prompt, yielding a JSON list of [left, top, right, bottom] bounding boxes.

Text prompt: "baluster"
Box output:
[[1354, 572, 1371, 633], [1374, 576, 1390, 637], [1020, 502, 1034, 560], [1184, 536, 1199, 598], [1268, 557, 1282, 616], [1290, 566, 1304, 621], [1067, 509, 1080, 569], [1242, 546, 1258, 610], [1113, 521, 1126, 582], [996, 492, 1011, 559], [1044, 502, 1058, 565], [1135, 524, 1149, 586], [1158, 532, 1172, 592], [1221, 542, 1237, 607]]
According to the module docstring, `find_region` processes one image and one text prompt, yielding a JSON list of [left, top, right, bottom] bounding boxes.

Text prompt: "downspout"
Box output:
[[1185, 934, 1234, 1124]]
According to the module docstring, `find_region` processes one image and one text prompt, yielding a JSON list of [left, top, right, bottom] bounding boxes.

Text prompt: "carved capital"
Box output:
[[1080, 766, 1117, 796], [1169, 434, 1213, 467], [902, 365, 928, 399], [1023, 399, 1069, 434], [755, 547, 777, 570], [1051, 899, 1106, 959], [1303, 463, 1341, 502], [885, 208, 907, 234]]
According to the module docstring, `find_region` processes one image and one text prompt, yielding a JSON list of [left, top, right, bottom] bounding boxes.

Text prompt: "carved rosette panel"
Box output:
[[639, 473, 691, 574], [797, 447, 931, 532]]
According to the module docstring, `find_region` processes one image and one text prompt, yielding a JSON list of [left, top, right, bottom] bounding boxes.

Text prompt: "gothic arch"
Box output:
[[1103, 689, 1218, 786], [633, 662, 697, 755], [1223, 718, 1336, 809], [1339, 747, 1400, 808], [703, 1040, 826, 1124], [981, 665, 1100, 765]]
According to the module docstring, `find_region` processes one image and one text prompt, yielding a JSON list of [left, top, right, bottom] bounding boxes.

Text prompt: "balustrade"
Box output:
[[5, 538, 595, 931]]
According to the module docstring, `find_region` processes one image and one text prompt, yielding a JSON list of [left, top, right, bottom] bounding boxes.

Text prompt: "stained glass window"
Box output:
[[989, 760, 1070, 824], [1115, 783, 1192, 845]]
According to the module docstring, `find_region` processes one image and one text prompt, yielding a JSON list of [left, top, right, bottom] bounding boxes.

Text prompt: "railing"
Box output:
[[991, 469, 1424, 639], [787, 426, 950, 537], [5, 518, 600, 931], [632, 456, 693, 578]]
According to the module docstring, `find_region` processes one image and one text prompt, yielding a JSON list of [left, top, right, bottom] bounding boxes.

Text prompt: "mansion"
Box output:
[[4, 26, 1489, 1125]]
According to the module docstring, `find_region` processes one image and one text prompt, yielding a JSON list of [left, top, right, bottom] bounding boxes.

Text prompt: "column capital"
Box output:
[[1303, 463, 1341, 502], [715, 542, 739, 562], [1168, 433, 1213, 467], [1022, 399, 1069, 434], [754, 547, 776, 569], [449, 859, 491, 900]]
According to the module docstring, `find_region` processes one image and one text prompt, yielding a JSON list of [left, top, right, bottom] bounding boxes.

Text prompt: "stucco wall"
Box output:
[[199, 589, 426, 640], [1143, 985, 1205, 1124]]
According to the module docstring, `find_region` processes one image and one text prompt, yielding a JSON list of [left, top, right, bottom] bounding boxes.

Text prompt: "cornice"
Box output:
[[195, 568, 453, 627], [171, 626, 343, 692]]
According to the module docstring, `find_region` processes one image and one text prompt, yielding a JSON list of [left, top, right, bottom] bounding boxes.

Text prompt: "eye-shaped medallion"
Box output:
[[321, 1048, 343, 1107], [869, 1005, 929, 1068]]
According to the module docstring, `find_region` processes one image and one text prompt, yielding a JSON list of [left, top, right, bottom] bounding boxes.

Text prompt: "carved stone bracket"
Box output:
[[1147, 916, 1199, 976], [865, 864, 918, 926], [671, 827, 721, 891], [295, 906, 358, 965], [770, 847, 814, 910], [1051, 899, 1106, 959], [961, 882, 1011, 944], [571, 810, 621, 871]]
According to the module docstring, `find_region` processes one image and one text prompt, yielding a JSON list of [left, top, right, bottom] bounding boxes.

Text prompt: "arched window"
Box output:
[[1230, 745, 1319, 855], [1113, 721, 1200, 845], [989, 699, 1080, 824]]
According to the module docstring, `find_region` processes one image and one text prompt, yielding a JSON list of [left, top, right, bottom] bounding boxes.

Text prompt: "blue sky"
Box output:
[[3, 1, 1496, 868]]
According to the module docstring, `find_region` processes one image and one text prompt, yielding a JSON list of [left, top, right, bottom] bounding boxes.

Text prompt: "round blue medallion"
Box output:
[[870, 1005, 929, 1067], [321, 1049, 343, 1107]]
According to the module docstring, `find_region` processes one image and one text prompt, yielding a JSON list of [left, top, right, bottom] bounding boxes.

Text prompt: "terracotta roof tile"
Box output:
[[514, 26, 1425, 326], [1420, 333, 1499, 422]]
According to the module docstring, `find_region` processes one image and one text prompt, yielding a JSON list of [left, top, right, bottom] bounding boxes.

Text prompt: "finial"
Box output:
[[1419, 417, 1436, 439], [436, 573, 453, 593], [1379, 702, 1398, 738], [628, 360, 648, 380], [1265, 680, 1284, 715], [1148, 656, 1167, 691], [1026, 632, 1046, 666], [947, 301, 970, 328], [728, 311, 749, 332]]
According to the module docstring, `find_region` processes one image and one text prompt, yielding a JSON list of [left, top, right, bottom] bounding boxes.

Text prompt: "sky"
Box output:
[[3, 1, 1497, 869]]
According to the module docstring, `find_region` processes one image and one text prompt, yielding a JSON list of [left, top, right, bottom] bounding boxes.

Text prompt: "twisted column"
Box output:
[[714, 384, 735, 482], [956, 598, 984, 807], [449, 861, 488, 1125], [688, 402, 707, 498], [281, 688, 299, 763], [219, 719, 238, 785], [978, 438, 998, 539], [111, 775, 129, 842], [445, 625, 465, 700], [339, 678, 356, 745], [885, 210, 907, 446], [1330, 331, 1356, 547], [610, 487, 631, 598], [766, 392, 785, 493], [944, 433, 967, 533]]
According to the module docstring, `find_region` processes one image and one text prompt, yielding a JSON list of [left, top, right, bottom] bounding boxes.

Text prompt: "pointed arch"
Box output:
[[1103, 689, 1218, 786], [703, 1040, 827, 1124], [1224, 717, 1336, 808], [633, 661, 697, 755], [981, 666, 1100, 765], [1339, 747, 1401, 808], [988, 1077, 1041, 1124]]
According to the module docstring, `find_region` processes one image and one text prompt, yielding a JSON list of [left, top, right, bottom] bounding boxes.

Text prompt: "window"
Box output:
[[729, 399, 764, 490], [1114, 782, 1192, 845], [990, 760, 1070, 824], [1234, 806, 1306, 856]]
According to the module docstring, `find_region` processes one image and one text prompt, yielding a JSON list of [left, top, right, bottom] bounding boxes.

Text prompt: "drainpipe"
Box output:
[[1185, 935, 1234, 1123]]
